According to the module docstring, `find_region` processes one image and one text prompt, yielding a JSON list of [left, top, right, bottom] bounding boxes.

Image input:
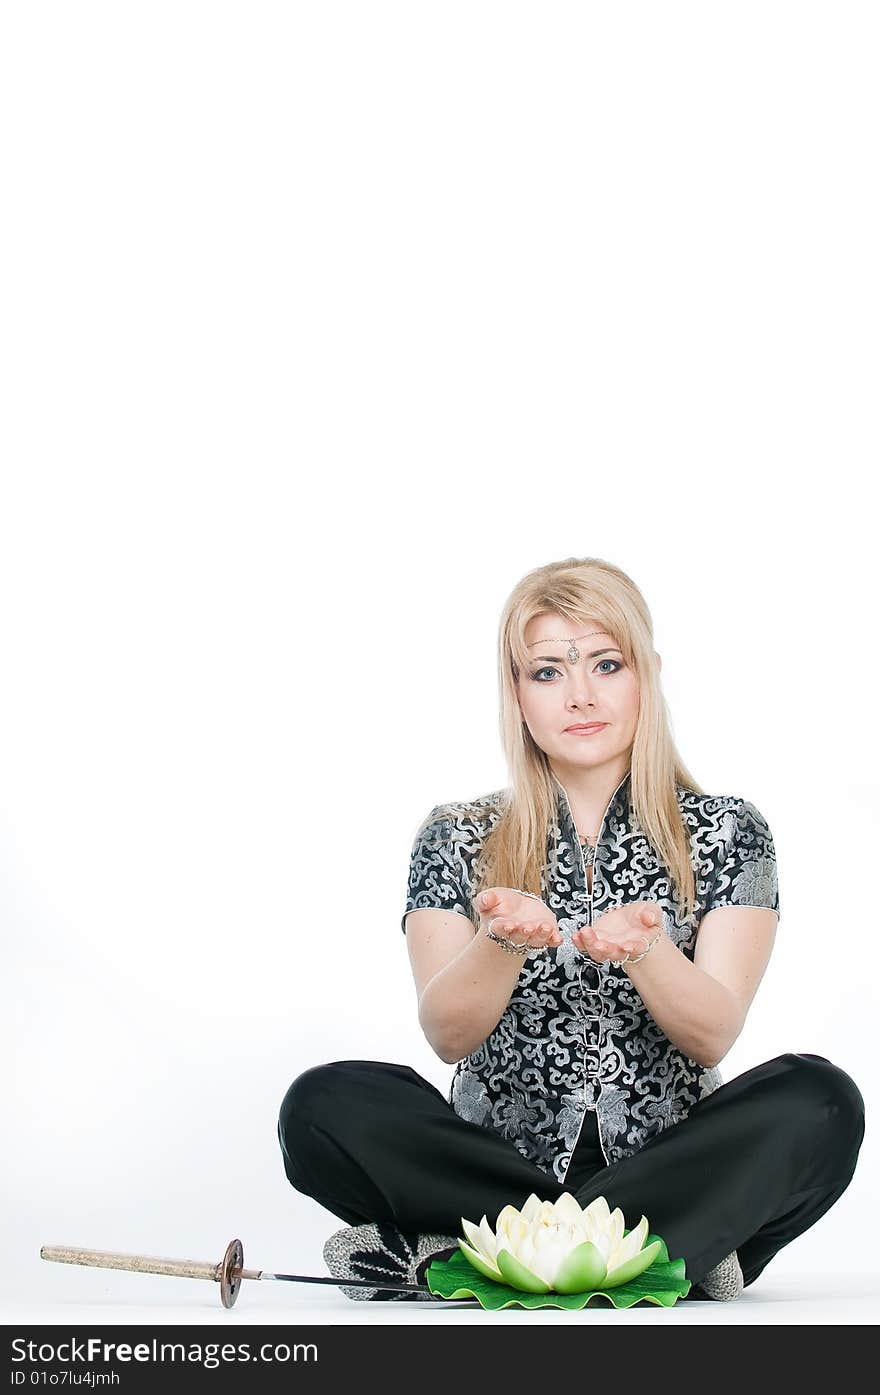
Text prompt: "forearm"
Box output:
[[418, 924, 526, 1064], [621, 931, 742, 1068]]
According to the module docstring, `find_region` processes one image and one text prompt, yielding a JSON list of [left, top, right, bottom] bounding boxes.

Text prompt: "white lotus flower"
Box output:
[[458, 1192, 662, 1294]]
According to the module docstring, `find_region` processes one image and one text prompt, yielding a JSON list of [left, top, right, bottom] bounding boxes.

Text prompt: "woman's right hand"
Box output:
[[475, 887, 563, 951]]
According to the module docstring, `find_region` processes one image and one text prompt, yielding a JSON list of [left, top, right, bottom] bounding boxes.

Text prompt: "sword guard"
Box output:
[[220, 1237, 244, 1307]]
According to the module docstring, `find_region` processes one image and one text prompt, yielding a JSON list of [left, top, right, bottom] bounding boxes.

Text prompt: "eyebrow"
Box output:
[[527, 647, 623, 663]]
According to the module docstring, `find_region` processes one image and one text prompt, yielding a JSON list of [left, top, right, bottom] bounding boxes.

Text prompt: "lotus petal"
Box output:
[[513, 1229, 538, 1277], [524, 1226, 574, 1287], [509, 1214, 530, 1249], [581, 1195, 612, 1231], [519, 1194, 543, 1222], [608, 1215, 649, 1269], [460, 1217, 489, 1256], [583, 1224, 612, 1263], [553, 1192, 587, 1225], [551, 1240, 609, 1294], [496, 1203, 525, 1234], [458, 1238, 505, 1283], [604, 1237, 662, 1288], [607, 1207, 626, 1249], [496, 1247, 550, 1293], [478, 1216, 498, 1256]]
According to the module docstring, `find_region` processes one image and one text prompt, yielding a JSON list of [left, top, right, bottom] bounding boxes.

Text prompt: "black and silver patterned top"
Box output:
[[401, 771, 779, 1182]]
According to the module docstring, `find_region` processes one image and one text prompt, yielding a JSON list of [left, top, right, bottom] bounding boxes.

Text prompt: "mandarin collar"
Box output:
[[551, 768, 632, 841]]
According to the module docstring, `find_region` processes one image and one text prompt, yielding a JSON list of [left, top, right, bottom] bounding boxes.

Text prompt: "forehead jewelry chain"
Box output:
[[562, 630, 601, 664], [527, 629, 606, 667]]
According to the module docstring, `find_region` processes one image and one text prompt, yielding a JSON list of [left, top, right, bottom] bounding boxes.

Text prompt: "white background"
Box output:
[[2, 2, 877, 1323]]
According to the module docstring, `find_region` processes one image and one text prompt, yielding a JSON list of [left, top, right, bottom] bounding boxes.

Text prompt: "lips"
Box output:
[[565, 723, 608, 732]]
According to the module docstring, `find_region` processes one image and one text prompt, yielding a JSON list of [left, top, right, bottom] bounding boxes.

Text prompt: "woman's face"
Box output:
[[515, 613, 644, 778]]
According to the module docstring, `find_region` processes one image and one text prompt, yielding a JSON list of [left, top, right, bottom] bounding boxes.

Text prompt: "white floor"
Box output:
[[4, 1273, 879, 1325]]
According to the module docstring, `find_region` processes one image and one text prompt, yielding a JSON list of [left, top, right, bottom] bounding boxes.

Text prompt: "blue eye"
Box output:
[[530, 660, 622, 681]]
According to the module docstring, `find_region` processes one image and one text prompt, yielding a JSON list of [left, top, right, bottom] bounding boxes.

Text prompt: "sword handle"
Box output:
[[41, 1237, 249, 1307], [40, 1244, 221, 1282]]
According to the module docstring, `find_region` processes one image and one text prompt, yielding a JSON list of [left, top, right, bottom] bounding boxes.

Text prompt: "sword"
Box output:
[[41, 1238, 476, 1307]]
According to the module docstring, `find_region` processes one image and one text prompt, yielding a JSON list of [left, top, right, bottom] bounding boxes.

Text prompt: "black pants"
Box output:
[[277, 1051, 865, 1291]]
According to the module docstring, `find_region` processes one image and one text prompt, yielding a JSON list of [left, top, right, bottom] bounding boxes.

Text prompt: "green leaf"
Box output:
[[426, 1232, 692, 1310]]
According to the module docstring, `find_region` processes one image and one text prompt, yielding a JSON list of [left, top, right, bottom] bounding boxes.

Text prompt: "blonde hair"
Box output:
[[454, 556, 706, 925]]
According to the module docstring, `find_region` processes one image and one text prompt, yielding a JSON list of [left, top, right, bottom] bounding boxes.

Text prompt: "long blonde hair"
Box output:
[[443, 556, 706, 925]]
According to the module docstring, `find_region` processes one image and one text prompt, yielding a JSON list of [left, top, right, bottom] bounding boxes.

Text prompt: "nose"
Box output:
[[566, 672, 600, 707]]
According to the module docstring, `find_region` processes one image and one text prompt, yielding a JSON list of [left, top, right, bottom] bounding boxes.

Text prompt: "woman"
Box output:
[[277, 557, 865, 1302]]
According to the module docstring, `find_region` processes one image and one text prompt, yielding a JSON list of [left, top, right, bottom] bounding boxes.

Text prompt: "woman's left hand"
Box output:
[[572, 902, 663, 965]]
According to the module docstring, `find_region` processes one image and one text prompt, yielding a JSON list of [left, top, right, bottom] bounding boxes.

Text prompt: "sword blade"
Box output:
[[254, 1271, 431, 1293]]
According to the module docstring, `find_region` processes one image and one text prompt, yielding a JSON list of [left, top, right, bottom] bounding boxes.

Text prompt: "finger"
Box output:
[[488, 917, 510, 936], [534, 924, 557, 942], [496, 920, 528, 940], [524, 923, 556, 944], [503, 924, 532, 946], [589, 946, 609, 961]]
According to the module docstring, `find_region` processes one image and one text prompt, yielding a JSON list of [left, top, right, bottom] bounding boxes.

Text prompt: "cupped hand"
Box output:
[[572, 901, 662, 964], [475, 887, 563, 952]]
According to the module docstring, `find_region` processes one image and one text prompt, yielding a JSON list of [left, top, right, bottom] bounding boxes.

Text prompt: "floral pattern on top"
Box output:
[[401, 775, 779, 1181]]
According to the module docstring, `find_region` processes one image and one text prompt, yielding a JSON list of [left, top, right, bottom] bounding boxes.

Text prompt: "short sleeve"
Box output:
[[707, 798, 780, 922], [400, 805, 471, 934]]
